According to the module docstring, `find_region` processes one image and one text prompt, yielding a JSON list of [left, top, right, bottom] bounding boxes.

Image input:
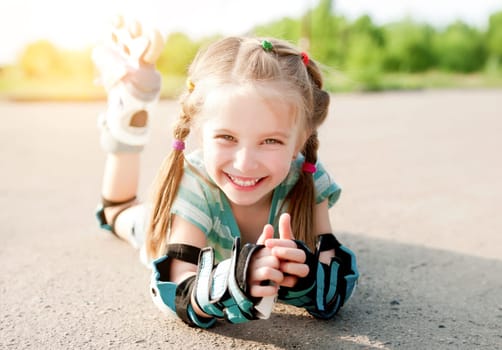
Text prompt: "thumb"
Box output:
[[257, 224, 275, 245], [279, 213, 294, 240]]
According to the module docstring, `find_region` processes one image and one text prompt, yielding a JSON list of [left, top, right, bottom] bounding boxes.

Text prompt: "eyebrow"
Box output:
[[213, 128, 292, 139]]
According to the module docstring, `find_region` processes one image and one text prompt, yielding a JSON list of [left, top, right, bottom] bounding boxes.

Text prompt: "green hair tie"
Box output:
[[261, 40, 273, 52]]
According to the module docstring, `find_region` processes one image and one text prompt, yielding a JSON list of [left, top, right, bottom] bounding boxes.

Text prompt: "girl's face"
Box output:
[[200, 86, 304, 208]]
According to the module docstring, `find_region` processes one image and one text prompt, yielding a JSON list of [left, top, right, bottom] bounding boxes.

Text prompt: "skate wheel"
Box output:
[[111, 14, 125, 29], [142, 29, 164, 64], [128, 20, 142, 38]]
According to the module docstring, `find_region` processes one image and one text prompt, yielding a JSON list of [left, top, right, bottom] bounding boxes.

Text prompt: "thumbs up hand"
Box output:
[[265, 213, 309, 288], [247, 224, 283, 297]]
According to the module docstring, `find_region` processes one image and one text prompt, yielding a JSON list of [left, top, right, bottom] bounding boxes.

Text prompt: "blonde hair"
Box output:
[[145, 37, 330, 259]]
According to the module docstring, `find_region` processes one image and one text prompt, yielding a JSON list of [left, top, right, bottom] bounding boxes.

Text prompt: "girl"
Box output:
[[94, 18, 358, 328]]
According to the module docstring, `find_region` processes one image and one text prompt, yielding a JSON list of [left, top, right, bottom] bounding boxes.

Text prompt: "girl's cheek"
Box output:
[[263, 152, 292, 175], [212, 146, 233, 160]]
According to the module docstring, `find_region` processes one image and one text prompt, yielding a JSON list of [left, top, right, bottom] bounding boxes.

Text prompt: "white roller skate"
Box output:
[[93, 15, 164, 153]]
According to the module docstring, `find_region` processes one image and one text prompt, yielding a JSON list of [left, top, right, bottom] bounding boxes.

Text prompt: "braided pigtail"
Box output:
[[287, 132, 319, 250], [284, 54, 330, 251], [145, 106, 192, 260], [306, 57, 330, 129]]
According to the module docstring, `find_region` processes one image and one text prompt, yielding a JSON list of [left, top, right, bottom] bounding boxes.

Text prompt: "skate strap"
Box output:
[[95, 196, 137, 234], [124, 66, 162, 101], [278, 234, 359, 320], [175, 275, 216, 328], [165, 244, 201, 265], [150, 254, 216, 328]]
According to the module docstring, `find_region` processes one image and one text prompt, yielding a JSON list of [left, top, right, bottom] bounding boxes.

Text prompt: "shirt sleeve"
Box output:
[[313, 161, 341, 208], [171, 168, 214, 236]]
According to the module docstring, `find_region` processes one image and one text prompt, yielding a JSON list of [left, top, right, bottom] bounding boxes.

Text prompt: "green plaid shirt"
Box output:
[[171, 150, 341, 262]]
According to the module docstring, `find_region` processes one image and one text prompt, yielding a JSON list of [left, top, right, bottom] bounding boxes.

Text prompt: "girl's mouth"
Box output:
[[226, 173, 263, 188]]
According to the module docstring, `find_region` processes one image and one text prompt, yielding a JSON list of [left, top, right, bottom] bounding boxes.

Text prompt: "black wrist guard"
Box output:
[[278, 234, 359, 319]]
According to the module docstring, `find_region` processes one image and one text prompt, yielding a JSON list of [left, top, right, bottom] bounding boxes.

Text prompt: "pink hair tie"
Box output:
[[172, 139, 185, 151], [301, 52, 309, 66], [302, 162, 316, 174]]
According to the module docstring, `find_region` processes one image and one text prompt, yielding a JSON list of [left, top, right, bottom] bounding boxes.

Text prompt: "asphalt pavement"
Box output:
[[1, 89, 501, 349]]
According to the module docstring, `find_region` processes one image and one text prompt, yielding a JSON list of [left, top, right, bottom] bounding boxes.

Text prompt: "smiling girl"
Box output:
[[94, 19, 358, 328]]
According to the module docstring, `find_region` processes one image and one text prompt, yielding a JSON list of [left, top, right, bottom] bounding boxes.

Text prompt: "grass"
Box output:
[[1, 70, 502, 102], [326, 70, 502, 93], [0, 71, 188, 102]]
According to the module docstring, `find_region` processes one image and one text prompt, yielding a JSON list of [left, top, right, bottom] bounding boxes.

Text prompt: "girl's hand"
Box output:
[[247, 224, 284, 298], [265, 213, 309, 288]]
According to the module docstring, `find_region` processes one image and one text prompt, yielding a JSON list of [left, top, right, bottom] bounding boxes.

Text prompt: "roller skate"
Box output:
[[92, 15, 164, 153]]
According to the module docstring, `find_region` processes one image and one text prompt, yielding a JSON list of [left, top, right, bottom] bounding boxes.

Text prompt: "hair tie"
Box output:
[[186, 78, 195, 93], [172, 139, 185, 151], [261, 40, 273, 52], [300, 52, 309, 66], [302, 162, 316, 174]]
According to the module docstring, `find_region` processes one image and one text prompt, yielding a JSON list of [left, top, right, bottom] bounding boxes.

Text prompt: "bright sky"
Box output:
[[1, 0, 501, 65]]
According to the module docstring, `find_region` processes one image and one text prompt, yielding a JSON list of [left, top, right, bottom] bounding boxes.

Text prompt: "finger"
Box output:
[[278, 213, 294, 240], [279, 261, 309, 278], [249, 283, 279, 298], [257, 224, 275, 245], [265, 238, 298, 249], [251, 254, 281, 270], [271, 246, 306, 263], [249, 266, 284, 286], [279, 275, 299, 288]]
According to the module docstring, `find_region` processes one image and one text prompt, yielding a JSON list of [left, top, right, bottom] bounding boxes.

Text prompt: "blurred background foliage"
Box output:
[[1, 0, 502, 100]]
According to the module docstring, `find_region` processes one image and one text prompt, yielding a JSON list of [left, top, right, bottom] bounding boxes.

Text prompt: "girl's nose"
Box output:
[[233, 147, 258, 172]]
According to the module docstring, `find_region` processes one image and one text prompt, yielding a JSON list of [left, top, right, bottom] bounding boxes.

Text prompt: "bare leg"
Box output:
[[101, 153, 140, 202], [101, 153, 141, 244], [93, 16, 164, 249]]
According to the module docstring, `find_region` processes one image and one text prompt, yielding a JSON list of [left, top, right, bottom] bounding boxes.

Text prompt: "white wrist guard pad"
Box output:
[[150, 239, 275, 328], [193, 238, 275, 323]]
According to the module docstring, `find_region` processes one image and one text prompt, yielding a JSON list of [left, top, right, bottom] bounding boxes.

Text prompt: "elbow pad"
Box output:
[[278, 234, 359, 320]]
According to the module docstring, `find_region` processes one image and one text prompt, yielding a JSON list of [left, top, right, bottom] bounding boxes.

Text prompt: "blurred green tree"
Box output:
[[344, 16, 385, 88], [382, 20, 436, 72], [8, 6, 502, 99], [486, 11, 502, 70], [349, 15, 385, 46], [19, 40, 63, 79], [309, 0, 339, 65], [157, 32, 200, 76], [253, 17, 302, 43], [433, 21, 486, 72], [61, 49, 94, 81]]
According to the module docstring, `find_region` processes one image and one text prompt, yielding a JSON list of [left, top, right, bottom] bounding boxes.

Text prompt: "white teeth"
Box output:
[[228, 174, 260, 187]]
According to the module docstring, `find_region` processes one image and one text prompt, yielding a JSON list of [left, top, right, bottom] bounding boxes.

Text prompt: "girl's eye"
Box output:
[[263, 138, 282, 145], [217, 134, 236, 142]]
